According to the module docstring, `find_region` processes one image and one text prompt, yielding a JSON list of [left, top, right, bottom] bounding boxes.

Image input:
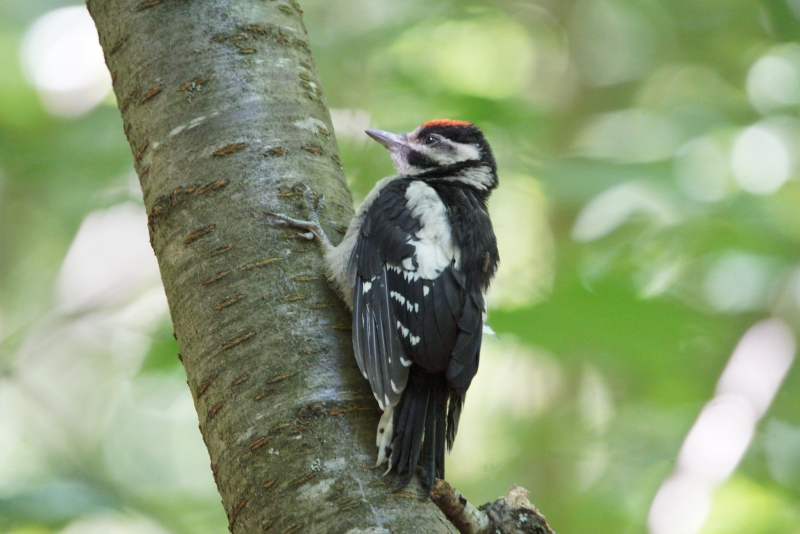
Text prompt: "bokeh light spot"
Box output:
[[649, 319, 796, 534], [572, 181, 680, 242], [674, 137, 730, 203], [20, 6, 112, 117], [746, 45, 800, 115], [573, 109, 682, 163], [716, 318, 796, 419], [731, 124, 793, 195], [649, 474, 714, 534], [704, 252, 775, 313], [677, 394, 756, 483], [56, 203, 161, 314]]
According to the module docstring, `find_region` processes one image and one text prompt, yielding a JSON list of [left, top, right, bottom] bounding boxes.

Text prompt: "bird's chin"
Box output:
[[390, 151, 418, 176]]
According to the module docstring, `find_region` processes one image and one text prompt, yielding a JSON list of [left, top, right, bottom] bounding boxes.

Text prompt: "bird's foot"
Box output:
[[265, 184, 333, 250]]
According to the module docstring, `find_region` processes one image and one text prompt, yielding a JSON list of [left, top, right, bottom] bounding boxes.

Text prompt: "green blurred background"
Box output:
[[2, 0, 800, 533]]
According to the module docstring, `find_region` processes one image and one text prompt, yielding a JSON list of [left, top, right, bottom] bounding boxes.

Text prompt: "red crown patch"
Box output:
[[421, 119, 472, 128]]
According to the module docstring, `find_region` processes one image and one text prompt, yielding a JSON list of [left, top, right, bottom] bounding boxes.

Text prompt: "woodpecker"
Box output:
[[268, 119, 499, 491]]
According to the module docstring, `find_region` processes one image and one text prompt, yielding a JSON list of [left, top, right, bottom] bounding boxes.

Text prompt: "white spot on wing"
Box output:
[[362, 281, 372, 293], [410, 334, 420, 346], [403, 270, 421, 282], [396, 320, 410, 337], [423, 286, 430, 296]]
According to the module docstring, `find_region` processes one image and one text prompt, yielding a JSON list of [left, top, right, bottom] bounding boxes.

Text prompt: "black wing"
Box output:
[[347, 180, 417, 409], [347, 179, 485, 408]]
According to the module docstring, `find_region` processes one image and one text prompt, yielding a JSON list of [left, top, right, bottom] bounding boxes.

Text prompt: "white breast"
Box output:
[[404, 181, 459, 279]]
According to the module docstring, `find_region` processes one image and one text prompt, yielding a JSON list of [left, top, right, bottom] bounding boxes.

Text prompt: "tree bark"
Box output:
[[87, 0, 456, 532]]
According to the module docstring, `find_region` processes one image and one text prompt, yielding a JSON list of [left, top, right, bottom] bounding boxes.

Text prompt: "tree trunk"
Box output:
[[87, 0, 456, 532]]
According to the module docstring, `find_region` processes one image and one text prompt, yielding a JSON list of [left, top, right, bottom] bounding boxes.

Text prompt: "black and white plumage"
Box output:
[[268, 119, 499, 492]]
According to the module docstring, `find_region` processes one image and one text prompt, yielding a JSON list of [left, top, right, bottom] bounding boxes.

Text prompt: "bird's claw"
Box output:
[[263, 211, 292, 225], [295, 184, 325, 225], [264, 184, 333, 251]]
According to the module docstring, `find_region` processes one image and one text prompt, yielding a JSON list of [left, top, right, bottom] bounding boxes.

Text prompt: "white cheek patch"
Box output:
[[424, 140, 481, 166], [453, 141, 481, 162]]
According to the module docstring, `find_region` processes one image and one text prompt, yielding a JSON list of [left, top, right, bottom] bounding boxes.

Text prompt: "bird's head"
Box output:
[[365, 119, 497, 190]]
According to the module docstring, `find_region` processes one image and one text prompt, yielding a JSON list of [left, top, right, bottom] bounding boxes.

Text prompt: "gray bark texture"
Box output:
[[87, 0, 457, 532]]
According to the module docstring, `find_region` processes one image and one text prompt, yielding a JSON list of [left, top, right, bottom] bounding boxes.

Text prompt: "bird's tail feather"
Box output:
[[388, 370, 459, 491]]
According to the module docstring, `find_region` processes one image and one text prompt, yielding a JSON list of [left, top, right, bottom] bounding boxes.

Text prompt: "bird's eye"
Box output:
[[423, 135, 440, 146]]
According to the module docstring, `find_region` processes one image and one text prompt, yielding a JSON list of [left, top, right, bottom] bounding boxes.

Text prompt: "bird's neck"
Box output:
[[426, 181, 499, 290], [412, 164, 496, 195]]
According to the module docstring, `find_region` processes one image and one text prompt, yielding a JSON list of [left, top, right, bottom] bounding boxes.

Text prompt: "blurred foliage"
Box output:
[[1, 0, 800, 533]]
